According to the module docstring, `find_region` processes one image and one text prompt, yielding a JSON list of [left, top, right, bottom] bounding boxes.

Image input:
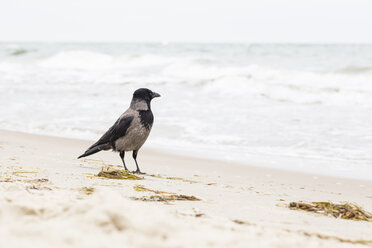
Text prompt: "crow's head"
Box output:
[[131, 88, 160, 110], [133, 88, 160, 102]]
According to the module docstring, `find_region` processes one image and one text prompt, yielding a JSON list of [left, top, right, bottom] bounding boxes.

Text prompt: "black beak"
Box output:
[[152, 92, 161, 98]]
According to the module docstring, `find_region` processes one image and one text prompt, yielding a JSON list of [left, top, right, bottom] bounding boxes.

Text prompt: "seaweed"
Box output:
[[0, 178, 13, 182], [97, 168, 142, 180], [23, 178, 49, 184], [289, 201, 372, 222], [133, 185, 175, 194], [0, 177, 48, 184], [285, 229, 372, 246], [12, 171, 38, 177], [36, 178, 49, 182], [146, 174, 197, 183], [232, 219, 251, 225], [179, 211, 205, 218], [81, 187, 95, 195], [166, 176, 197, 183], [26, 185, 52, 191], [132, 194, 200, 202], [132, 184, 201, 203]]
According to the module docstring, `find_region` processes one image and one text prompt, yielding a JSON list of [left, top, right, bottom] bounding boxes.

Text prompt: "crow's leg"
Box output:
[[119, 151, 129, 171], [132, 150, 145, 174]]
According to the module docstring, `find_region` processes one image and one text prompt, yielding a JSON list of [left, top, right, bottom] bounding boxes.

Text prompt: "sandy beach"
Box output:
[[0, 129, 372, 248]]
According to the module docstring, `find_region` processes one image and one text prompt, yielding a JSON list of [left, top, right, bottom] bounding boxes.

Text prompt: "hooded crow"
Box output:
[[78, 88, 160, 174]]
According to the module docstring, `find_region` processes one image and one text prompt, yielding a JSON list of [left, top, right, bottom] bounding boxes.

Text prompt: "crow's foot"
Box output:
[[132, 170, 145, 175]]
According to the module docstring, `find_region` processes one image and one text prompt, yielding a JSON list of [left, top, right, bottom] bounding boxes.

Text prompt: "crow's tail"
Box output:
[[77, 143, 111, 159]]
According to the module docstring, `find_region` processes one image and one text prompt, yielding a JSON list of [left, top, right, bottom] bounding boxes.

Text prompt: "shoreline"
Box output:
[[2, 129, 372, 182], [1, 129, 372, 247]]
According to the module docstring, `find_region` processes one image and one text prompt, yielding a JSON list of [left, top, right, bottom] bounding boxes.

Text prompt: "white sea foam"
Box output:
[[39, 51, 114, 69], [1, 43, 372, 179]]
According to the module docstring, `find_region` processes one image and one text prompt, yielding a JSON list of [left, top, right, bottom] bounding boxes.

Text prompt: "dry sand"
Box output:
[[0, 129, 372, 248]]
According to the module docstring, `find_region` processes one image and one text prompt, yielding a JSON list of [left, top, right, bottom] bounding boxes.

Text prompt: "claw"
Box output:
[[132, 170, 145, 175]]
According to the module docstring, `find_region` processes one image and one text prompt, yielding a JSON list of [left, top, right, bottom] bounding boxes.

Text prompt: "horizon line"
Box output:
[[1, 40, 372, 45]]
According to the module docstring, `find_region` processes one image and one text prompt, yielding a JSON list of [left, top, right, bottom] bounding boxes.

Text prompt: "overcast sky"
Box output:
[[0, 0, 371, 43]]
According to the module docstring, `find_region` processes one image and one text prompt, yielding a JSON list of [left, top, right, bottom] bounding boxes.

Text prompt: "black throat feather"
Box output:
[[138, 110, 154, 130]]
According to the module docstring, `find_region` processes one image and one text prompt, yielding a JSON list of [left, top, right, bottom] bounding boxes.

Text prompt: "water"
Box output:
[[1, 42, 372, 179]]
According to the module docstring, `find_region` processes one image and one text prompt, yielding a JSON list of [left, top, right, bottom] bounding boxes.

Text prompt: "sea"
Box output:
[[1, 42, 372, 180]]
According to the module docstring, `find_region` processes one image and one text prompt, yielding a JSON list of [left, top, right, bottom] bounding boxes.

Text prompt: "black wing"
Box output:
[[78, 116, 134, 159], [90, 115, 134, 149]]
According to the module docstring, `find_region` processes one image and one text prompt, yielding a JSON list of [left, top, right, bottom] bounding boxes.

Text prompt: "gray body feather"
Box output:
[[114, 108, 152, 152]]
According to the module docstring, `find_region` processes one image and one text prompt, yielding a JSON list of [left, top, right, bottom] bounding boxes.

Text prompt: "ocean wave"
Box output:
[[198, 69, 372, 106], [38, 51, 114, 69], [4, 47, 372, 108], [37, 51, 182, 69], [3, 44, 29, 56]]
